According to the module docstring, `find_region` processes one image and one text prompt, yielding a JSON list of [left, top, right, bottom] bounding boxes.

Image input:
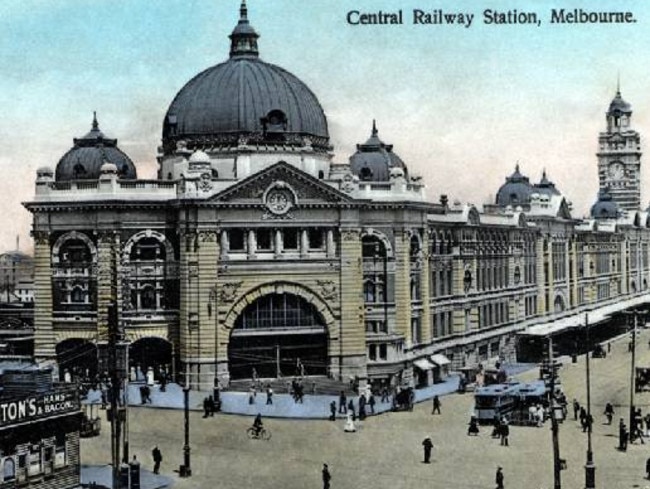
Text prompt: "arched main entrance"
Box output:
[[228, 293, 328, 380], [129, 337, 172, 381], [56, 339, 97, 381]]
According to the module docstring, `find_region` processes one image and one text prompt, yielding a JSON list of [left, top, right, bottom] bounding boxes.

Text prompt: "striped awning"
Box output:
[[430, 354, 451, 366], [413, 359, 435, 370]]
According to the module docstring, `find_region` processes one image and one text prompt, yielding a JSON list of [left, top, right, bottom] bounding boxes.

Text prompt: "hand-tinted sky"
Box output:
[[1, 0, 649, 253]]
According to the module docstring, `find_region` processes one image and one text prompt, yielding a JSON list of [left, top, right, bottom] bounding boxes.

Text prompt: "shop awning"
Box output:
[[430, 354, 451, 366], [413, 359, 435, 370]]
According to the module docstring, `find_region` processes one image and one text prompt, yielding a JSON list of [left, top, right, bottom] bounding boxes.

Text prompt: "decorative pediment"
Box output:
[[211, 162, 352, 205]]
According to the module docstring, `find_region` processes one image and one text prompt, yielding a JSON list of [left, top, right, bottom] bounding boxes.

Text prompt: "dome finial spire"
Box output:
[[372, 119, 377, 137], [240, 0, 248, 21], [229, 0, 259, 58], [617, 72, 621, 95], [92, 111, 98, 130]]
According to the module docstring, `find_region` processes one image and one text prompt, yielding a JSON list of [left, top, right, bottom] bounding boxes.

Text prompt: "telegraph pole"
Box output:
[[108, 301, 122, 489], [548, 336, 562, 489], [584, 314, 595, 489], [622, 309, 647, 444]]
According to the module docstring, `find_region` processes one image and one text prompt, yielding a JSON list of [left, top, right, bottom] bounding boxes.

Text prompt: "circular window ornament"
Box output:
[[263, 181, 297, 215]]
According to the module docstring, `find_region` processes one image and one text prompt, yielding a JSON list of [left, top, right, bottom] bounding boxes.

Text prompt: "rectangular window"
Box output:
[[379, 344, 387, 360], [256, 230, 272, 250], [229, 229, 245, 251], [283, 229, 298, 250], [308, 229, 324, 249], [369, 345, 377, 360]]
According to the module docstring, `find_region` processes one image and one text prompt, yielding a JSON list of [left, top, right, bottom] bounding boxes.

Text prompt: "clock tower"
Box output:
[[597, 88, 642, 211]]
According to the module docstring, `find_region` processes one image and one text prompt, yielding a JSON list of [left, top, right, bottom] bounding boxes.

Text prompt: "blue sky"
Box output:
[[1, 0, 650, 252]]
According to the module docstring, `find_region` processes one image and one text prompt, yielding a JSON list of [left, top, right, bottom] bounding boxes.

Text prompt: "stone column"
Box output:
[[326, 229, 336, 258], [419, 232, 432, 342], [33, 231, 55, 366], [247, 230, 256, 258], [394, 230, 412, 346], [338, 228, 366, 382], [179, 229, 220, 391]]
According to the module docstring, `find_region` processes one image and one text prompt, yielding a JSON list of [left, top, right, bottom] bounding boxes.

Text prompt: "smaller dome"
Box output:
[[189, 150, 210, 164], [496, 164, 533, 206], [591, 188, 619, 219], [608, 90, 632, 114], [36, 166, 54, 178], [533, 169, 561, 197], [55, 113, 137, 182], [349, 121, 408, 182]]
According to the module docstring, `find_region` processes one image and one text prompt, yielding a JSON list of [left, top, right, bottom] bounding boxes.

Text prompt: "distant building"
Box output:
[[0, 251, 34, 304]]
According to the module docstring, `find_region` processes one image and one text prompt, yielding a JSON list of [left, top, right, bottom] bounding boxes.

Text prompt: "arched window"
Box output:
[[360, 167, 373, 181], [364, 280, 375, 303], [140, 285, 156, 309], [234, 293, 323, 330], [70, 286, 85, 303], [3, 458, 15, 481], [211, 168, 219, 179], [73, 163, 86, 178], [318, 170, 324, 179]]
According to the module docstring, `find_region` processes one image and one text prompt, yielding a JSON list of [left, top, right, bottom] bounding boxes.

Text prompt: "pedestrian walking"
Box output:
[[495, 466, 504, 489], [248, 385, 256, 405], [266, 385, 273, 405], [329, 401, 337, 421], [207, 395, 215, 416], [422, 437, 433, 463], [203, 396, 210, 418], [152, 446, 162, 475], [348, 399, 356, 421], [604, 402, 614, 425], [619, 418, 628, 451], [500, 418, 509, 446], [368, 394, 376, 414], [380, 386, 389, 403], [338, 391, 347, 414], [322, 464, 331, 489], [573, 399, 580, 421], [432, 395, 441, 415], [468, 415, 480, 436]]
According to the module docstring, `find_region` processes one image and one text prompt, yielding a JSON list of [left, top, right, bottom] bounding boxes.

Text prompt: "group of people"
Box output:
[[202, 395, 220, 417]]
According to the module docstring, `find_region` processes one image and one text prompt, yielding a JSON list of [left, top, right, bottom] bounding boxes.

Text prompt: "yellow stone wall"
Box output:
[[33, 232, 54, 361]]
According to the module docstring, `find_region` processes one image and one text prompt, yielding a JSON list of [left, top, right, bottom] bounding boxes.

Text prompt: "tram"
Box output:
[[473, 382, 520, 423]]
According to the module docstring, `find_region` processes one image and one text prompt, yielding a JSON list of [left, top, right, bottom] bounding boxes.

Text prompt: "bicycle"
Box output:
[[247, 426, 271, 440]]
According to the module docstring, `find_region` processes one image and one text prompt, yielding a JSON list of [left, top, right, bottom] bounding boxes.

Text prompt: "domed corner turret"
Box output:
[[36, 166, 54, 182], [349, 121, 408, 182], [606, 82, 633, 132], [495, 164, 533, 207], [55, 113, 137, 182], [590, 188, 620, 220], [161, 1, 329, 157]]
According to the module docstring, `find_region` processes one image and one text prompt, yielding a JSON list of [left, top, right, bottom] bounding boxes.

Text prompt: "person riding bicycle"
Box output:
[[252, 413, 263, 437]]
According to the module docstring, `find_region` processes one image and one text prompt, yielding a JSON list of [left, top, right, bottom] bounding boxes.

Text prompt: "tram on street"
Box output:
[[473, 382, 520, 423]]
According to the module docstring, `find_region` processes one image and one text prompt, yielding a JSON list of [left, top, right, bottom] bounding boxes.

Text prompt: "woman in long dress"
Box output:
[[344, 412, 356, 432]]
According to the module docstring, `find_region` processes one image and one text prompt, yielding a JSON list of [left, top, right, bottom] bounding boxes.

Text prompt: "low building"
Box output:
[[0, 364, 81, 488]]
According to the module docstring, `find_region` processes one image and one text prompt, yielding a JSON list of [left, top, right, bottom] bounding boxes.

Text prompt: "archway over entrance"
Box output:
[[228, 293, 328, 380], [129, 337, 172, 381], [56, 339, 97, 381]]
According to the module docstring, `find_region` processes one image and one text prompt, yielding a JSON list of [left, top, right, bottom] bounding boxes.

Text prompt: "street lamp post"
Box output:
[[584, 314, 595, 489], [547, 337, 561, 489], [622, 309, 647, 443], [181, 386, 192, 477]]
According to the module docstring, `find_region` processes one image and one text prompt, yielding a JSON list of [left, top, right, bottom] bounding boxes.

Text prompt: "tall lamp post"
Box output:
[[622, 309, 647, 444], [584, 314, 595, 489]]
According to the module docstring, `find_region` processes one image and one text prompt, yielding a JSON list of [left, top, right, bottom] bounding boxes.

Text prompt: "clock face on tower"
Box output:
[[608, 162, 625, 180]]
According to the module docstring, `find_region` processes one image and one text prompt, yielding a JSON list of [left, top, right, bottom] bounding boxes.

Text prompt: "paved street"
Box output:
[[81, 328, 650, 489]]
